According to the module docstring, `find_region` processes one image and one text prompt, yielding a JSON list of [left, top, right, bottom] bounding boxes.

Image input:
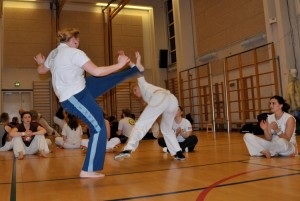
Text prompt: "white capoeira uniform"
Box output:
[[0, 141, 13, 151], [55, 124, 83, 149], [1, 138, 52, 151], [244, 112, 298, 157], [12, 135, 50, 157], [12, 122, 50, 157], [123, 77, 181, 155], [81, 138, 121, 150]]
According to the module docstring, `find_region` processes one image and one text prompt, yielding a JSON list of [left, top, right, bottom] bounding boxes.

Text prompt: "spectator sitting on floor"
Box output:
[[30, 110, 60, 137], [0, 112, 14, 151], [55, 112, 82, 149], [81, 113, 120, 152], [10, 111, 50, 160], [158, 106, 198, 152], [116, 108, 135, 143]]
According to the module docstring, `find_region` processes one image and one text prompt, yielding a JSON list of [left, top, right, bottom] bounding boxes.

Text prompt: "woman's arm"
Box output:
[[180, 130, 192, 139], [4, 125, 12, 133], [34, 53, 49, 74], [9, 127, 22, 137], [83, 54, 129, 76], [32, 125, 47, 135], [260, 120, 272, 141], [279, 117, 295, 141]]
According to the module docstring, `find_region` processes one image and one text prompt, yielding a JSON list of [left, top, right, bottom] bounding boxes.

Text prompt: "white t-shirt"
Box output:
[[118, 117, 135, 137], [62, 124, 83, 145], [172, 118, 193, 143], [44, 43, 90, 102], [267, 112, 297, 144]]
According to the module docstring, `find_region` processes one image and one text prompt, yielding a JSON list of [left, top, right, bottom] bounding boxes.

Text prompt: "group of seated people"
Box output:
[[1, 95, 296, 161], [0, 105, 199, 160]]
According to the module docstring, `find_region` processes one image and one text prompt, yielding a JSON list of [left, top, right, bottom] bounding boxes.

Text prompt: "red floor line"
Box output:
[[196, 162, 300, 201]]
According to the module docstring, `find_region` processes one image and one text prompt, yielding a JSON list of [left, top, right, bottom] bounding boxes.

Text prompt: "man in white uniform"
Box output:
[[114, 52, 185, 161]]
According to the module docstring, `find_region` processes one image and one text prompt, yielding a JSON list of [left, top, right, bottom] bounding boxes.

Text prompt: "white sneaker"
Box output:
[[163, 147, 168, 153], [185, 147, 189, 152]]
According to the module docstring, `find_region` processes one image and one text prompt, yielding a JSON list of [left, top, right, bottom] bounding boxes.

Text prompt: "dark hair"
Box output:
[[0, 112, 9, 123], [109, 116, 116, 122], [67, 113, 79, 130], [29, 110, 39, 121], [186, 113, 194, 124], [21, 111, 32, 120], [270, 95, 290, 113], [122, 108, 132, 117], [131, 113, 136, 120], [178, 106, 183, 112], [12, 117, 19, 123]]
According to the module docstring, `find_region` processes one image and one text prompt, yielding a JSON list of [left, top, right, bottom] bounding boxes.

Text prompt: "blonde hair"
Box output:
[[57, 28, 80, 43]]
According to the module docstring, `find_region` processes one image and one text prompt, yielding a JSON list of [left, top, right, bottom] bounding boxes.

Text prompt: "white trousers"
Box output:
[[124, 93, 181, 155], [81, 137, 120, 150], [243, 133, 296, 157], [0, 138, 51, 152], [12, 135, 50, 157], [55, 137, 81, 149], [0, 141, 13, 151]]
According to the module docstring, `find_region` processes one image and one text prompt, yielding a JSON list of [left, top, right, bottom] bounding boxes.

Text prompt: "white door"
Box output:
[[2, 91, 33, 122]]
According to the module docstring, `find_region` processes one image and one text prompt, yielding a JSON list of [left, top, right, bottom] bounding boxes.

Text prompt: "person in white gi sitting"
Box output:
[[243, 95, 298, 158], [55, 112, 83, 149], [10, 111, 50, 160]]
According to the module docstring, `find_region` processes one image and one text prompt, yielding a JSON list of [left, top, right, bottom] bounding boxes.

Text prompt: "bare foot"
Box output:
[[39, 150, 48, 158], [18, 151, 24, 160], [135, 51, 144, 72], [261, 150, 271, 159], [80, 170, 105, 178]]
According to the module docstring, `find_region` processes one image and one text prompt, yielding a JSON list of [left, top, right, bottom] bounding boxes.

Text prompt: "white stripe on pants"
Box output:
[[243, 133, 295, 157]]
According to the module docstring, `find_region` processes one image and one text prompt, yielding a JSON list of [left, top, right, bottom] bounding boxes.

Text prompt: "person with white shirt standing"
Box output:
[[34, 28, 143, 178], [158, 106, 198, 152]]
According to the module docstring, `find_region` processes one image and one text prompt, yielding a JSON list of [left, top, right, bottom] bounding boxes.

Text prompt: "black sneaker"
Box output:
[[114, 150, 132, 161], [174, 151, 186, 161]]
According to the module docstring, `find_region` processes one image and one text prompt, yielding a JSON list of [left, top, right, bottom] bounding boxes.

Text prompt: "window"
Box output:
[[166, 0, 176, 64]]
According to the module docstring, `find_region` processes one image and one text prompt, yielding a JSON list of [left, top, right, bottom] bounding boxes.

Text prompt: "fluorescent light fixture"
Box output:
[[96, 3, 152, 10], [240, 33, 266, 47], [199, 52, 217, 62]]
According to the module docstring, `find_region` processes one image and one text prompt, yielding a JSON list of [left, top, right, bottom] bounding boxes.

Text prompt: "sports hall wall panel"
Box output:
[[192, 0, 266, 57], [3, 7, 51, 68]]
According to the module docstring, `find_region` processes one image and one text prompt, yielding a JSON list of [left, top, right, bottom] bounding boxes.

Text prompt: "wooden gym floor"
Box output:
[[0, 131, 300, 201]]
